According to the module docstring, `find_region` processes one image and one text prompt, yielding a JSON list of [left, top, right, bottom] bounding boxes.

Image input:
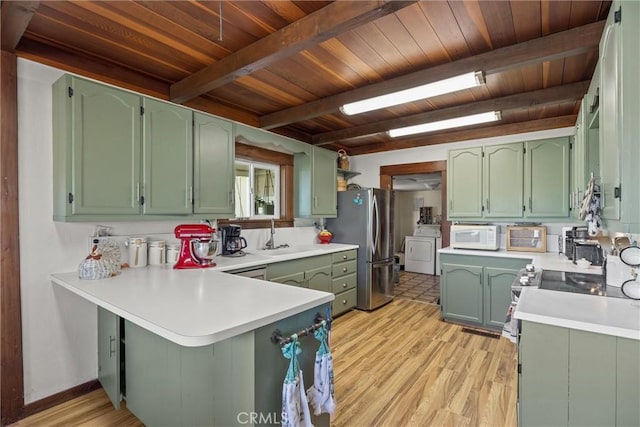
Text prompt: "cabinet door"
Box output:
[[617, 337, 640, 426], [270, 271, 306, 287], [98, 307, 121, 410], [518, 321, 569, 427], [599, 4, 621, 221], [448, 147, 483, 218], [483, 267, 517, 329], [311, 146, 337, 216], [440, 263, 483, 325], [483, 143, 524, 218], [142, 99, 193, 214], [71, 78, 141, 215], [193, 112, 234, 216], [306, 265, 332, 292], [524, 138, 570, 217], [568, 329, 616, 426]]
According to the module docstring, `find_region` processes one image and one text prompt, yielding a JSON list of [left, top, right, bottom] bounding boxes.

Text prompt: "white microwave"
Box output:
[[450, 225, 499, 250]]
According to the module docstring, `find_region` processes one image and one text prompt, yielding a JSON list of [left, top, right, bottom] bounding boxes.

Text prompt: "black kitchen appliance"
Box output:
[[565, 226, 589, 260], [573, 240, 604, 266], [220, 225, 247, 256]]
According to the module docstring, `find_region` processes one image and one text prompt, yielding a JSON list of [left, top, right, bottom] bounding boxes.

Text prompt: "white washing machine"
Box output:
[[405, 225, 442, 275]]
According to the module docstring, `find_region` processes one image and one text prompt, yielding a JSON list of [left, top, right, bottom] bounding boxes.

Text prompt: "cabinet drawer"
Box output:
[[332, 288, 356, 317], [331, 273, 356, 294], [331, 250, 356, 263], [332, 260, 357, 278]]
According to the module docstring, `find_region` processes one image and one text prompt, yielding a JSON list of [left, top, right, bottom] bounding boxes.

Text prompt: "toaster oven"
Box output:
[[573, 240, 604, 266]]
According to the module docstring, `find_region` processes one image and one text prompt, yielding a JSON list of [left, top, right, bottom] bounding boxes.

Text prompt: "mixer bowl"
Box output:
[[191, 240, 218, 261]]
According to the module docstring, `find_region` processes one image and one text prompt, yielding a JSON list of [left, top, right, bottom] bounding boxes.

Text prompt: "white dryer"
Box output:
[[405, 225, 441, 275]]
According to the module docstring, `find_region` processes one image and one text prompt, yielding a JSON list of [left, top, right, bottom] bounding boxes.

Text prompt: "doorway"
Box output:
[[379, 160, 449, 248]]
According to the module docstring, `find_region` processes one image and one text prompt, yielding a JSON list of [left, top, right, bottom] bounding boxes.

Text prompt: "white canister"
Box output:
[[126, 237, 148, 268], [148, 240, 165, 266], [166, 243, 180, 265]]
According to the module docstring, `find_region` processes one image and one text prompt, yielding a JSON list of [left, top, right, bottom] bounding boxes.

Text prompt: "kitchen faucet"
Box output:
[[265, 218, 275, 249]]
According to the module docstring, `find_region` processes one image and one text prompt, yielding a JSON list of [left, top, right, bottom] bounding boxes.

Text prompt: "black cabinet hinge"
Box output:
[[140, 196, 145, 206], [518, 363, 522, 374], [140, 106, 145, 116], [482, 150, 485, 158], [523, 147, 526, 154], [569, 142, 573, 150], [68, 192, 74, 204], [614, 186, 621, 199], [523, 205, 526, 212], [68, 87, 74, 97], [615, 7, 621, 23]]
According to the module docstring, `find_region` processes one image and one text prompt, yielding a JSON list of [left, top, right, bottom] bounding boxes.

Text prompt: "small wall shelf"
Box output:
[[337, 168, 361, 180]]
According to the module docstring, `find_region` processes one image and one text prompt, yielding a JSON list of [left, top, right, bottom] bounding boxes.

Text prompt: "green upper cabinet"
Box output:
[[598, 0, 640, 232], [448, 147, 483, 218], [599, 1, 621, 221], [295, 146, 337, 218], [524, 137, 570, 218], [483, 143, 524, 218], [192, 112, 235, 217], [53, 75, 142, 218], [142, 98, 193, 215]]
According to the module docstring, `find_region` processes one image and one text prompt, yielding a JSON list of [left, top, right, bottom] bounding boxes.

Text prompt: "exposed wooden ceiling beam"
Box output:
[[312, 80, 589, 144], [345, 115, 578, 156], [259, 20, 605, 130], [170, 0, 417, 104], [1, 1, 40, 51]]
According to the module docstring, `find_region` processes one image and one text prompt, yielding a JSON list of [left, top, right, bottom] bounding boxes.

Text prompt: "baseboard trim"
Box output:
[[22, 379, 101, 418]]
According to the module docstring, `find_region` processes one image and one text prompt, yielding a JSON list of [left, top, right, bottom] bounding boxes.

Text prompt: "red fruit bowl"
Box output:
[[318, 233, 333, 244]]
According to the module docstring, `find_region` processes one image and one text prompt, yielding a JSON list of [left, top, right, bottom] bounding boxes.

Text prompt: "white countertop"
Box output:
[[439, 247, 640, 340], [515, 287, 640, 340], [438, 247, 603, 274], [52, 244, 358, 347]]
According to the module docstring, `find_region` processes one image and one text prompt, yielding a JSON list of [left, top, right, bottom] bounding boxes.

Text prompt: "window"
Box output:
[[234, 160, 280, 219], [218, 141, 293, 229]]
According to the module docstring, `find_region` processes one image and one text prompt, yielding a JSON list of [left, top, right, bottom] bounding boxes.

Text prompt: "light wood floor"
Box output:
[[12, 299, 517, 426]]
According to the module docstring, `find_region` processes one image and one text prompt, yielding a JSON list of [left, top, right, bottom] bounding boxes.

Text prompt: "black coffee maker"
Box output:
[[220, 225, 247, 256]]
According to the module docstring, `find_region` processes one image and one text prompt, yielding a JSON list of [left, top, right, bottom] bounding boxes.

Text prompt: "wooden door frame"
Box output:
[[379, 160, 450, 248], [1, 50, 25, 425]]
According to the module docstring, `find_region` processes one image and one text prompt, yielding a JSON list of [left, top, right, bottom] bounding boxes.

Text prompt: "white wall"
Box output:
[[16, 59, 319, 404], [349, 127, 575, 188], [393, 190, 441, 251]]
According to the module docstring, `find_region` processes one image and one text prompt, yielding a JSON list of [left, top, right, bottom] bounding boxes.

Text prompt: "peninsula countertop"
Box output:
[[52, 243, 358, 347]]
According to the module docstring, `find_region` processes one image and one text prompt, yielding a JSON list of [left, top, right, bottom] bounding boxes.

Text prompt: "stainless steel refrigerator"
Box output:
[[326, 188, 394, 310]]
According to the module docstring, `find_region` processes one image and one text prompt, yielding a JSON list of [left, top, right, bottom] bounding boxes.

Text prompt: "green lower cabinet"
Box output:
[[568, 330, 616, 426], [266, 251, 358, 317], [307, 265, 332, 292], [484, 267, 519, 328], [98, 307, 122, 410], [518, 322, 569, 427], [124, 305, 330, 427], [440, 254, 529, 330], [441, 264, 484, 325], [519, 321, 640, 427], [617, 338, 640, 426], [269, 271, 306, 287]]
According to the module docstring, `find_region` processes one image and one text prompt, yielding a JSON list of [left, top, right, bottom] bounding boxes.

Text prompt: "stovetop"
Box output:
[[539, 270, 625, 299]]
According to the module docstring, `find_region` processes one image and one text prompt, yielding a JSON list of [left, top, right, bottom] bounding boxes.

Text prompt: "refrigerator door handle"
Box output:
[[372, 193, 380, 257]]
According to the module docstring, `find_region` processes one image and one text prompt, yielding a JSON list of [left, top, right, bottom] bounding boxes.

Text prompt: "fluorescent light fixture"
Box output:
[[340, 71, 485, 116], [387, 111, 502, 138]]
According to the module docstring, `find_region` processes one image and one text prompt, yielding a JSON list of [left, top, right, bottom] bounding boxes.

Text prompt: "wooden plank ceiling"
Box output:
[[3, 0, 611, 155]]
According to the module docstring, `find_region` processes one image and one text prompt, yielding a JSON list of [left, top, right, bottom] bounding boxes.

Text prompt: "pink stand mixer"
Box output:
[[173, 224, 218, 269]]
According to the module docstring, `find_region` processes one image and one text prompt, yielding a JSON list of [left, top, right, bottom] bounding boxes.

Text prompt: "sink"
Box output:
[[259, 245, 324, 257]]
